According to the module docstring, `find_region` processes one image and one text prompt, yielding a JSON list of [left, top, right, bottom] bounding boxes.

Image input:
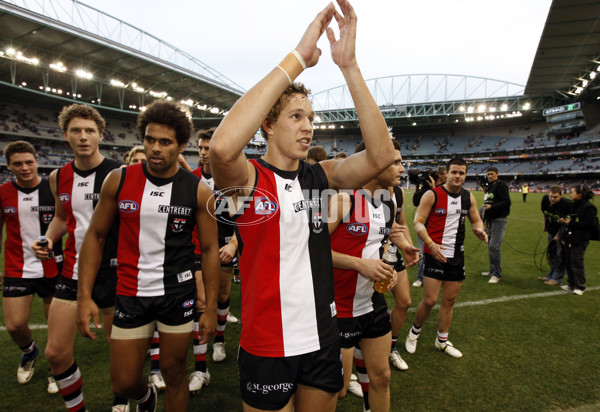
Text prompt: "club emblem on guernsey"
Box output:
[[171, 217, 186, 233], [255, 197, 278, 215], [347, 223, 368, 235], [118, 200, 139, 213], [312, 212, 324, 234], [42, 213, 53, 224]]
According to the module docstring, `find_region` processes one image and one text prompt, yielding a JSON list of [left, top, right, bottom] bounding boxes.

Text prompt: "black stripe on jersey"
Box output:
[[297, 161, 339, 350], [155, 167, 199, 293]]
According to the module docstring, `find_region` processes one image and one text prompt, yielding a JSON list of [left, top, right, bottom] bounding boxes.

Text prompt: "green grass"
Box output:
[[1, 191, 599, 411]]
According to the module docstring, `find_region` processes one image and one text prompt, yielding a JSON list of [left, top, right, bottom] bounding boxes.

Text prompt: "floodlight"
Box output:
[[50, 62, 67, 72], [75, 69, 92, 79], [522, 103, 531, 110], [110, 79, 125, 88]]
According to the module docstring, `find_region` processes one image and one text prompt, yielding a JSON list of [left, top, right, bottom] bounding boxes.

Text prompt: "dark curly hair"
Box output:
[[58, 104, 105, 134], [260, 82, 311, 140], [137, 100, 194, 146]]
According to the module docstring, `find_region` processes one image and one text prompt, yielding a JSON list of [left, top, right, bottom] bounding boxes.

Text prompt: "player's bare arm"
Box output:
[[210, 4, 335, 193], [196, 182, 220, 344], [468, 192, 488, 242]]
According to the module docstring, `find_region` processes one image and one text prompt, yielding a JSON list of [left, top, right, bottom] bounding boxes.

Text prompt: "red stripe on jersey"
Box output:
[[236, 162, 284, 356], [424, 186, 448, 255], [330, 191, 369, 318], [116, 164, 144, 296], [1, 182, 24, 276], [58, 163, 77, 279]]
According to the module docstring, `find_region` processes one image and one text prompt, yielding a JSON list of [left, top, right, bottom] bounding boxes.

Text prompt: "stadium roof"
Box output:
[[525, 0, 600, 100], [0, 0, 243, 119]]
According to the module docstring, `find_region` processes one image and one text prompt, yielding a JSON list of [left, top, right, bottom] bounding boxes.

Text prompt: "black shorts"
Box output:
[[112, 287, 196, 330], [338, 294, 391, 349], [394, 254, 406, 272], [2, 276, 57, 298], [194, 252, 236, 271], [423, 253, 465, 282], [54, 270, 117, 309], [239, 341, 344, 410]]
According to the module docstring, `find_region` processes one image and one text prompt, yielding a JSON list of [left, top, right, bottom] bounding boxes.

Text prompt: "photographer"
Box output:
[[409, 166, 447, 287], [481, 166, 511, 284], [559, 186, 599, 295]]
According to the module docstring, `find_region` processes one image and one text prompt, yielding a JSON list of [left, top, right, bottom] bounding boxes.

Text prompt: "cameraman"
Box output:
[[411, 166, 447, 287], [481, 166, 511, 284]]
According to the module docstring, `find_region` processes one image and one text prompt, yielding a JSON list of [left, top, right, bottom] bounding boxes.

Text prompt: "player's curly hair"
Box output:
[[58, 104, 105, 135], [137, 100, 194, 146]]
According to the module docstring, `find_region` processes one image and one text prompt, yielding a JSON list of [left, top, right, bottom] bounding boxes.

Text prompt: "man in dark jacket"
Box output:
[[481, 166, 511, 284], [540, 185, 571, 285]]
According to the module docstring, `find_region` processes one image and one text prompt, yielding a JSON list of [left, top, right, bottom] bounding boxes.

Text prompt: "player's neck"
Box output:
[[74, 151, 104, 171], [444, 182, 462, 194], [262, 150, 300, 172], [202, 163, 212, 176], [16, 175, 41, 189]]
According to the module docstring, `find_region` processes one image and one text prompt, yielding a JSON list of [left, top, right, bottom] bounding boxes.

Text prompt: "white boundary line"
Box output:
[[1, 286, 598, 331]]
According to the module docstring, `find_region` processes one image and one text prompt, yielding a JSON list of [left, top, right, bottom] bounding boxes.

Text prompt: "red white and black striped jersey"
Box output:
[[330, 189, 394, 318], [233, 159, 338, 357], [0, 179, 62, 278], [425, 185, 471, 258], [57, 159, 121, 280], [115, 163, 199, 297]]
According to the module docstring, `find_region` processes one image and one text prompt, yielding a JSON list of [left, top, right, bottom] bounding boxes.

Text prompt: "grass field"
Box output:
[[1, 191, 599, 411]]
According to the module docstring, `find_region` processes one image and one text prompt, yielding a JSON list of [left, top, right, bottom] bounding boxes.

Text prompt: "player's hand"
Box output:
[[386, 270, 398, 291], [428, 242, 447, 263], [389, 223, 408, 243], [295, 3, 335, 68], [484, 204, 491, 210], [196, 310, 217, 345], [357, 258, 393, 282], [327, 0, 358, 70], [402, 244, 421, 268], [474, 228, 488, 243], [31, 238, 54, 260], [219, 243, 237, 264], [76, 298, 101, 340], [177, 154, 192, 172]]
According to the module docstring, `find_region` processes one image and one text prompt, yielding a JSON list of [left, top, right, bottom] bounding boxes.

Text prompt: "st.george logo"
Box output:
[[255, 197, 278, 215], [347, 223, 368, 235], [118, 200, 139, 213]]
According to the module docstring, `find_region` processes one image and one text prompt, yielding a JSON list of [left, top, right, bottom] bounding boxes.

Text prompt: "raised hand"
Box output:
[[326, 0, 358, 69], [295, 3, 336, 68]]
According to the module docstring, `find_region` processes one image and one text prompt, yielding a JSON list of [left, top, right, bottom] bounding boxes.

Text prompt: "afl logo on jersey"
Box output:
[[255, 197, 278, 215], [182, 299, 195, 309], [59, 193, 70, 204], [433, 208, 447, 215], [118, 200, 139, 213], [3, 206, 16, 215], [347, 223, 368, 235]]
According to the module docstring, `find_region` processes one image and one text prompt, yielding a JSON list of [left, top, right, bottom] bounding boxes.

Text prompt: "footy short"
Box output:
[[111, 287, 196, 332], [238, 341, 344, 410], [338, 294, 391, 349], [53, 269, 117, 309], [2, 276, 57, 298], [423, 253, 465, 282], [394, 254, 406, 272]]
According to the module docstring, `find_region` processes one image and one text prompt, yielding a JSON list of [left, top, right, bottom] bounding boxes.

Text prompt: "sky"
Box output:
[[79, 0, 552, 95]]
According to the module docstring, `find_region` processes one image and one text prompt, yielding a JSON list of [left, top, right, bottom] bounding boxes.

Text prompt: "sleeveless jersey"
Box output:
[[192, 167, 235, 254], [234, 159, 337, 357], [57, 159, 121, 280], [425, 185, 471, 259], [330, 189, 394, 318], [116, 163, 199, 297], [1, 178, 63, 278]]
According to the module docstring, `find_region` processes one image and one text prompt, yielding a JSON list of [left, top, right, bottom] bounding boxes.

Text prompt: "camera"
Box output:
[[407, 168, 439, 186]]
